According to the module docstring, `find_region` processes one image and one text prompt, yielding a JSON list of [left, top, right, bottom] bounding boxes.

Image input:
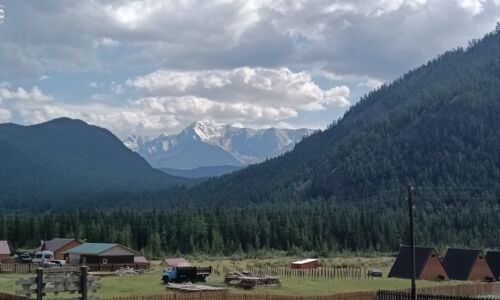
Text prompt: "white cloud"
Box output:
[[0, 108, 11, 123], [358, 78, 385, 89], [93, 37, 119, 48], [0, 68, 348, 137], [0, 84, 53, 102], [133, 95, 298, 121], [3, 0, 499, 82], [456, 0, 486, 15], [128, 67, 350, 110], [0, 4, 4, 25]]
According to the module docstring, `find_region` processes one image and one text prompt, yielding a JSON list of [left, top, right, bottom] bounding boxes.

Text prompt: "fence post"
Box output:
[[36, 268, 43, 300], [81, 265, 88, 300]]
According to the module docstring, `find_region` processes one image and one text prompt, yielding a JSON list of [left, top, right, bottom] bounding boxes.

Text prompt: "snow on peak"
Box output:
[[189, 120, 227, 142], [123, 122, 314, 169]]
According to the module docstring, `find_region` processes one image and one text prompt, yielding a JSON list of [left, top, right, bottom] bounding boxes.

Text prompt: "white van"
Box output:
[[33, 250, 53, 264], [32, 250, 65, 266]]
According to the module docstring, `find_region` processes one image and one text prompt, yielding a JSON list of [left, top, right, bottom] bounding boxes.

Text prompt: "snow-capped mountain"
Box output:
[[123, 121, 314, 170]]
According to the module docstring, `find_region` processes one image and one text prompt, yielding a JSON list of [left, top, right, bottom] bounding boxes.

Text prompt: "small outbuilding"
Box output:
[[486, 251, 500, 281], [134, 256, 151, 268], [388, 245, 448, 280], [66, 243, 139, 266], [291, 258, 320, 269], [162, 258, 191, 268], [38, 238, 82, 260], [443, 248, 494, 281], [0, 240, 11, 263]]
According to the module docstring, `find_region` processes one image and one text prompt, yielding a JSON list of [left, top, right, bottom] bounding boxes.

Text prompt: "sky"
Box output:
[[0, 0, 499, 138]]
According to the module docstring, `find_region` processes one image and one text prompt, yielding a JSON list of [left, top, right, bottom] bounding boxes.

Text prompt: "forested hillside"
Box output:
[[0, 118, 186, 207]]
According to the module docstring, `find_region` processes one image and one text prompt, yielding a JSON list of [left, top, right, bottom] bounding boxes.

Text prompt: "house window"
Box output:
[[102, 258, 108, 265]]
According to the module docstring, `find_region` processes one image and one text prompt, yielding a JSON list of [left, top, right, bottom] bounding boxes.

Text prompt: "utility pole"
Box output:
[[408, 184, 416, 300]]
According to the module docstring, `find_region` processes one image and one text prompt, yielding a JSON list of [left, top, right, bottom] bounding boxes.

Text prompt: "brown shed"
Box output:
[[162, 258, 191, 267], [39, 238, 82, 260], [0, 240, 11, 263], [291, 258, 320, 269], [388, 245, 448, 280], [443, 248, 494, 281]]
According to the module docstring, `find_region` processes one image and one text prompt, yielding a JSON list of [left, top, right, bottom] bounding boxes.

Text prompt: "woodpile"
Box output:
[[115, 266, 144, 276], [224, 271, 280, 289]]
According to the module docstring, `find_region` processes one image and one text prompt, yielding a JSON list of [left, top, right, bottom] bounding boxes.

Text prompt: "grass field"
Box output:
[[0, 257, 457, 298]]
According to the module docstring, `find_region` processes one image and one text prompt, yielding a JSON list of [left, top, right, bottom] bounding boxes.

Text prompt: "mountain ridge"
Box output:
[[0, 117, 185, 206], [124, 121, 314, 169]]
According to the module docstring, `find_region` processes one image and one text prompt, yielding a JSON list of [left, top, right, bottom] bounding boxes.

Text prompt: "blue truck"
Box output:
[[162, 266, 212, 283]]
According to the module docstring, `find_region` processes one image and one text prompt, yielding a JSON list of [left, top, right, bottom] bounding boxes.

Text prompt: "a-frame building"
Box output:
[[389, 245, 448, 280], [443, 248, 494, 281]]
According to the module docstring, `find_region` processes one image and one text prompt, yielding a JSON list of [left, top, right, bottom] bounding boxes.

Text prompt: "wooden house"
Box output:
[[38, 238, 82, 260], [0, 240, 11, 263], [443, 248, 494, 281], [291, 258, 320, 269], [486, 250, 500, 281], [66, 243, 138, 266], [388, 246, 448, 280]]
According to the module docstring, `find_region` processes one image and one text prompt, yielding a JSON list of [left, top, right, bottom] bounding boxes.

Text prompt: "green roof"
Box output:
[[66, 243, 118, 255]]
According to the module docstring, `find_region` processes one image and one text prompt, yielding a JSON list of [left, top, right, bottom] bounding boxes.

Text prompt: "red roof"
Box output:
[[0, 241, 11, 255]]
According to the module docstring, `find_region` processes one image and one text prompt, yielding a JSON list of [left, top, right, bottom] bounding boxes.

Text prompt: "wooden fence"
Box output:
[[377, 290, 500, 300], [3, 279, 500, 300], [102, 282, 500, 300], [0, 292, 29, 300], [0, 264, 37, 274], [103, 291, 376, 300], [0, 263, 150, 273], [216, 266, 365, 280], [416, 283, 500, 297]]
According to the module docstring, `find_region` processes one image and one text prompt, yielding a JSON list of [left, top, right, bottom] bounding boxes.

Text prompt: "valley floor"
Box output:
[[0, 257, 459, 298]]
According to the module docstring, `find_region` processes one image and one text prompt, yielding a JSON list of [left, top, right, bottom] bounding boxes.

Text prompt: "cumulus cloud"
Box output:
[[17, 104, 179, 137], [0, 67, 349, 137], [128, 67, 350, 110], [2, 1, 500, 81], [457, 0, 486, 15], [132, 96, 299, 122], [0, 84, 53, 102], [0, 108, 11, 123]]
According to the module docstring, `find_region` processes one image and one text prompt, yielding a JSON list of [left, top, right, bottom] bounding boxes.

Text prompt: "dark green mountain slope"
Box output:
[[0, 118, 185, 206], [178, 28, 500, 207]]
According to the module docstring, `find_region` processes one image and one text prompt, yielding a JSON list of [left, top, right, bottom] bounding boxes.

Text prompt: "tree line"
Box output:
[[2, 191, 500, 258]]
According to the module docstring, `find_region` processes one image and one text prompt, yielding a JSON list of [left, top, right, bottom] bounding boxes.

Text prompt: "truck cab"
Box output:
[[162, 267, 178, 283]]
